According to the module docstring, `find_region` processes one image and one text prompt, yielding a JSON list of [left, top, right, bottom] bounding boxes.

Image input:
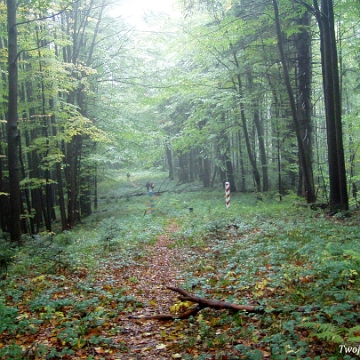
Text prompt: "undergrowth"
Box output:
[[0, 170, 360, 359]]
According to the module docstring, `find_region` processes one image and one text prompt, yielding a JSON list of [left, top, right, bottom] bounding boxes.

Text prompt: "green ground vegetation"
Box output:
[[0, 171, 359, 359]]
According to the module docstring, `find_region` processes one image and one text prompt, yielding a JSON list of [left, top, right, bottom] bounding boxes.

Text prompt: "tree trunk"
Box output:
[[218, 115, 236, 192], [178, 152, 189, 183], [253, 107, 268, 192], [224, 153, 236, 192], [231, 51, 261, 192], [272, 0, 316, 203], [237, 131, 246, 192], [65, 135, 82, 228], [313, 0, 348, 211], [49, 98, 68, 231], [247, 72, 269, 192], [189, 150, 195, 182], [0, 143, 7, 232], [165, 139, 174, 180], [201, 157, 211, 188], [296, 8, 313, 198], [7, 0, 22, 243]]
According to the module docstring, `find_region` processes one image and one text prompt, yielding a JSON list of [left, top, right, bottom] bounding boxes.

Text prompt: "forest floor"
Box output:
[[1, 173, 360, 359], [105, 219, 189, 359]]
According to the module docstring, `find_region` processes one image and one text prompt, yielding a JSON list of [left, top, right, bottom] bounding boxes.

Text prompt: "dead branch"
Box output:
[[128, 287, 263, 321], [167, 286, 264, 313], [128, 287, 358, 321]]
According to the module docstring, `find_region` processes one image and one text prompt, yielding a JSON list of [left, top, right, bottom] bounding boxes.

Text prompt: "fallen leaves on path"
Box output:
[[106, 221, 187, 359], [0, 220, 189, 360]]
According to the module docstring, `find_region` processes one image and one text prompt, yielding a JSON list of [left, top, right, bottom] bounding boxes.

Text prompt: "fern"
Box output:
[[347, 325, 360, 343], [302, 322, 344, 343], [348, 336, 360, 343]]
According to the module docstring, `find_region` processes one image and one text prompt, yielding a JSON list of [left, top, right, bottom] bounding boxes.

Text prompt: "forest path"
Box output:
[[129, 179, 140, 188], [107, 219, 188, 359]]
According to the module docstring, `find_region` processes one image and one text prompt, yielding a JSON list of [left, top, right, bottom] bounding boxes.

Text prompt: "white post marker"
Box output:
[[225, 182, 230, 208]]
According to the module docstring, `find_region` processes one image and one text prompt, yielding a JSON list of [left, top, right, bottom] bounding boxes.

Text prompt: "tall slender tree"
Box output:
[[272, 0, 316, 203], [7, 0, 22, 242], [313, 0, 348, 211]]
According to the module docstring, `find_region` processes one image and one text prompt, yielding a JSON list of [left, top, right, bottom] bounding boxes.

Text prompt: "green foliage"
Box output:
[[1, 172, 360, 358], [301, 322, 344, 343], [0, 297, 18, 334], [154, 183, 360, 358]]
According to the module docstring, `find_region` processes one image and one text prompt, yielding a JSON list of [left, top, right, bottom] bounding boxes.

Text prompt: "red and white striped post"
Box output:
[[225, 182, 230, 208]]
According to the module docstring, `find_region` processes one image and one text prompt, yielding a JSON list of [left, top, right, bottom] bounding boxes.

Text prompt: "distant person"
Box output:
[[146, 181, 155, 192], [126, 172, 131, 180]]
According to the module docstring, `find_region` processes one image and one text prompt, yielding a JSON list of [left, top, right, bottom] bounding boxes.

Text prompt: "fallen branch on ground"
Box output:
[[128, 287, 359, 321], [168, 286, 263, 313], [128, 286, 264, 321]]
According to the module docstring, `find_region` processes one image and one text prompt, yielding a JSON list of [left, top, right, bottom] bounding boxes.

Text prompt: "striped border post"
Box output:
[[225, 182, 230, 208], [149, 189, 155, 216]]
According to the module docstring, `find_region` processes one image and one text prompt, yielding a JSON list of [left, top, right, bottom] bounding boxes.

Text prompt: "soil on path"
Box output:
[[108, 221, 187, 359]]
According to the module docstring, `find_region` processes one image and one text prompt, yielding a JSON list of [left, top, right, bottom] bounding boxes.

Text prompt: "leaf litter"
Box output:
[[0, 219, 191, 359], [1, 194, 360, 359]]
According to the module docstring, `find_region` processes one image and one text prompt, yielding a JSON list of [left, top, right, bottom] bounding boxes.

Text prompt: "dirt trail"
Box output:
[[109, 221, 186, 359]]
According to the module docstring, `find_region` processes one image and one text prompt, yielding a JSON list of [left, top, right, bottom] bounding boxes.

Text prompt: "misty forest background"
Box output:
[[0, 0, 359, 240], [2, 0, 360, 359]]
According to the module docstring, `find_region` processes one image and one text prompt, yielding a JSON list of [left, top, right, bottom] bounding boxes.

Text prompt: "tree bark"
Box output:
[[272, 0, 316, 203], [237, 131, 246, 192], [296, 8, 313, 198], [7, 0, 22, 243], [49, 98, 68, 231], [65, 135, 81, 228], [165, 139, 174, 180], [313, 0, 348, 211], [247, 73, 269, 192], [231, 51, 261, 192], [219, 115, 236, 192], [201, 157, 211, 188]]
